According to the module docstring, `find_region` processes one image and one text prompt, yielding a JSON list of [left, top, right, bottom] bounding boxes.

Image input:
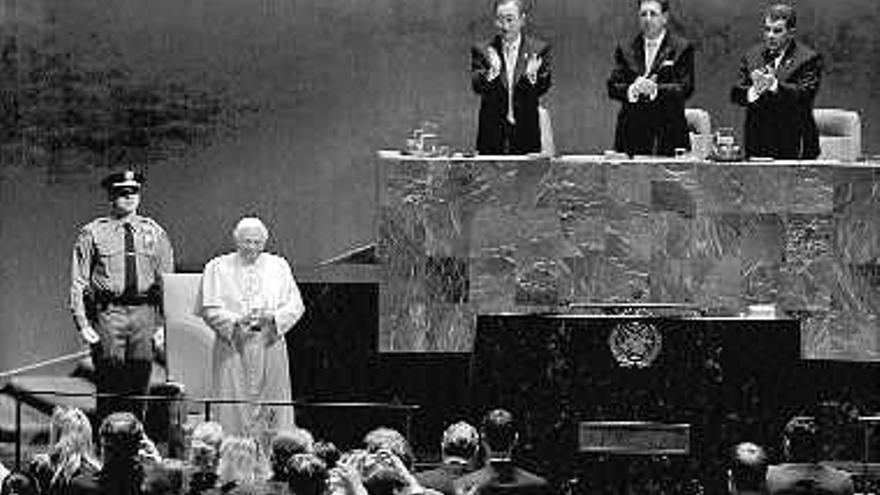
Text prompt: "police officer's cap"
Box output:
[[100, 170, 143, 192]]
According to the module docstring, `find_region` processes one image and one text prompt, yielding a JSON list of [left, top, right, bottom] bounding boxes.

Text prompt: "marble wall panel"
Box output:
[[379, 156, 880, 359]]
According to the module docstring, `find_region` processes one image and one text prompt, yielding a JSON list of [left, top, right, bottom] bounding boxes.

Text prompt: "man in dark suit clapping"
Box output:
[[731, 4, 823, 159], [607, 0, 695, 156], [471, 0, 551, 155]]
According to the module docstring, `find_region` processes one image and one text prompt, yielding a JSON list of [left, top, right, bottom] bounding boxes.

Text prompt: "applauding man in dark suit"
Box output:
[[731, 4, 823, 159], [607, 0, 694, 156], [472, 0, 551, 155]]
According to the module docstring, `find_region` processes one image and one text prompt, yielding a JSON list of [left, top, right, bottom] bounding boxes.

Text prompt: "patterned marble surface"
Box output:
[[377, 153, 880, 358]]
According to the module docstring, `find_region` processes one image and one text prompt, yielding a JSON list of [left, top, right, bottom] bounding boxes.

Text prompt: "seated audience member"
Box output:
[[269, 427, 315, 482], [286, 453, 328, 495], [0, 472, 38, 495], [453, 409, 549, 495], [214, 436, 265, 494], [69, 412, 149, 495], [29, 407, 101, 495], [416, 421, 480, 495], [766, 416, 853, 495], [730, 3, 823, 159], [727, 442, 768, 495], [313, 441, 341, 470], [364, 428, 415, 471], [187, 422, 226, 495]]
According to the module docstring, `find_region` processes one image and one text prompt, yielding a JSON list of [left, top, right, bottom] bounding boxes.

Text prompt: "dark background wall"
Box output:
[[2, 0, 879, 372]]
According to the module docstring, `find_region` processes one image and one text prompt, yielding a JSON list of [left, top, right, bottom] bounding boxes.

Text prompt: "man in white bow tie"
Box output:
[[607, 0, 694, 156], [471, 0, 552, 155], [731, 3, 823, 159]]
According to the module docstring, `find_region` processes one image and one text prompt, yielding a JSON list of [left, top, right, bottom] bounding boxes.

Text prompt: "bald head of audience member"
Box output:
[[728, 442, 768, 495]]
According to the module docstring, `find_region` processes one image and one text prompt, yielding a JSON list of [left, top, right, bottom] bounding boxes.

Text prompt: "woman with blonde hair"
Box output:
[[29, 407, 100, 495]]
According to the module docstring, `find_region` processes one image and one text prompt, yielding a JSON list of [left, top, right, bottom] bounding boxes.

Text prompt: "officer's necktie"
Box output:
[[123, 223, 137, 298]]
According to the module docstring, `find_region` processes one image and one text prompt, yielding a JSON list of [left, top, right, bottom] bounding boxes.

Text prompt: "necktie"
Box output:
[[504, 43, 516, 124], [645, 40, 659, 74], [123, 223, 137, 298]]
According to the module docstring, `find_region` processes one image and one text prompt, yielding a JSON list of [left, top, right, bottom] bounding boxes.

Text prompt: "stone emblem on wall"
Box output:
[[608, 321, 662, 368]]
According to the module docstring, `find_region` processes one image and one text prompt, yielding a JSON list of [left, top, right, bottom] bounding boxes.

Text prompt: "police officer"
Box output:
[[70, 170, 174, 422]]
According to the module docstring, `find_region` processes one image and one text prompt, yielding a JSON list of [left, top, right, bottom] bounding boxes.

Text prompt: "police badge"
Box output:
[[608, 320, 662, 368]]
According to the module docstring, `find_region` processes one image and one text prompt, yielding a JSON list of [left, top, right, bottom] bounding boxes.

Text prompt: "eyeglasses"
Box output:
[[495, 15, 521, 24]]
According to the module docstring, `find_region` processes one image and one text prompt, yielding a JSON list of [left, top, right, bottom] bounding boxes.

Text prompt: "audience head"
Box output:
[[313, 440, 341, 469], [763, 4, 796, 54], [191, 421, 225, 451], [99, 412, 145, 468], [270, 427, 315, 481], [286, 453, 328, 495], [782, 416, 819, 462], [727, 442, 768, 495], [638, 0, 669, 40], [217, 436, 262, 486], [45, 407, 99, 486], [363, 427, 414, 469], [0, 472, 38, 495], [189, 421, 225, 473], [441, 421, 480, 463], [362, 465, 408, 495], [481, 409, 518, 459]]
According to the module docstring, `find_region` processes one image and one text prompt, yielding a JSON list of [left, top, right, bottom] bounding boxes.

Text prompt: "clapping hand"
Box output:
[[750, 68, 776, 95], [486, 46, 502, 76], [525, 52, 542, 82]]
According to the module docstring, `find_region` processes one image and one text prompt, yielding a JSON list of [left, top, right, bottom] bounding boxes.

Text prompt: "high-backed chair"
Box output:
[[539, 106, 555, 156], [685, 108, 712, 158], [813, 109, 861, 162]]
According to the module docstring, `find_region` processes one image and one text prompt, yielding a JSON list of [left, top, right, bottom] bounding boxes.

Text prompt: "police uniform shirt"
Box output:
[[70, 214, 174, 331]]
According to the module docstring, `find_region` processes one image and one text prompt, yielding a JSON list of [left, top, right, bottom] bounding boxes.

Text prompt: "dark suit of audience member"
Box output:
[[416, 422, 480, 495], [453, 409, 549, 495], [472, 0, 551, 155], [765, 416, 853, 495], [730, 4, 822, 159], [608, 0, 694, 156]]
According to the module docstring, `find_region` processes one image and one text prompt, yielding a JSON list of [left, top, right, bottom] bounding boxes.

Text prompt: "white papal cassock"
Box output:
[[198, 252, 304, 444]]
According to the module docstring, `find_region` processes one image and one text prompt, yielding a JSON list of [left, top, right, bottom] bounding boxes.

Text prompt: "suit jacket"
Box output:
[[607, 31, 694, 156], [472, 34, 552, 154], [416, 462, 472, 495], [453, 461, 549, 495], [766, 463, 854, 495], [731, 40, 823, 159]]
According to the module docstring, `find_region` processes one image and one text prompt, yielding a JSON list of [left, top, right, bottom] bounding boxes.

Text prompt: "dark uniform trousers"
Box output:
[[91, 301, 157, 421]]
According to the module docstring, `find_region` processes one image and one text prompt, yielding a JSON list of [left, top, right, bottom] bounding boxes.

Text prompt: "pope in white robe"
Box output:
[[198, 217, 305, 445]]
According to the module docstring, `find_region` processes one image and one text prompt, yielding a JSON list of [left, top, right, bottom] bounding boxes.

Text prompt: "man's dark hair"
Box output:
[[729, 442, 768, 493], [98, 412, 146, 495], [313, 440, 341, 469], [286, 453, 328, 495], [481, 409, 518, 453], [783, 416, 819, 462], [766, 3, 797, 30], [639, 0, 670, 13], [270, 428, 314, 481]]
